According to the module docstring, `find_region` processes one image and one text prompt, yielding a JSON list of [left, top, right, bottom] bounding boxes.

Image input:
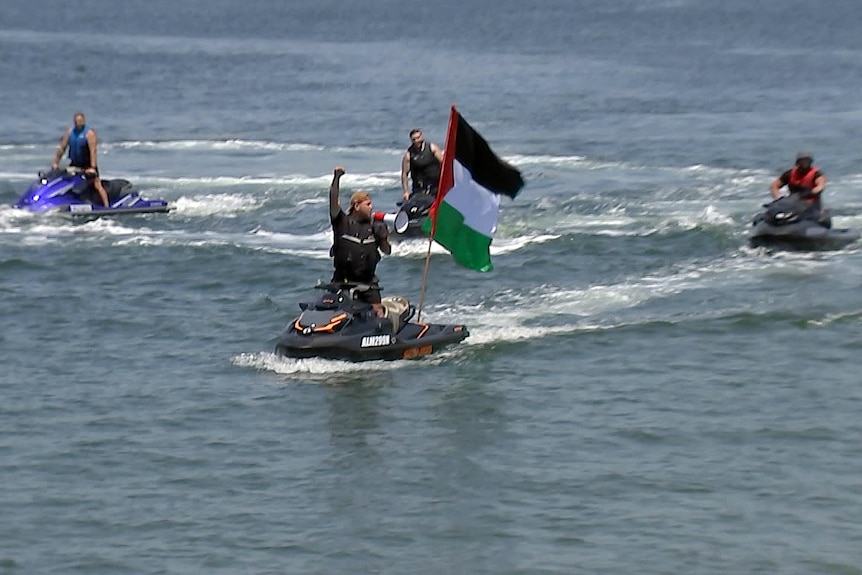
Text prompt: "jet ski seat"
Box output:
[[72, 178, 133, 205], [381, 295, 410, 333], [103, 179, 133, 202]]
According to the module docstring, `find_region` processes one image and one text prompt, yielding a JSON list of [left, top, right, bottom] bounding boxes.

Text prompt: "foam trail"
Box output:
[[172, 193, 263, 216], [232, 352, 408, 377], [390, 233, 558, 259], [131, 172, 399, 190], [106, 140, 405, 156], [420, 253, 794, 347], [109, 140, 325, 152]]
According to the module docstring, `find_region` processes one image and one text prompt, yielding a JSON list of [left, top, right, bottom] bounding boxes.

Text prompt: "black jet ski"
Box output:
[[391, 193, 435, 239], [749, 193, 860, 251], [275, 283, 469, 361]]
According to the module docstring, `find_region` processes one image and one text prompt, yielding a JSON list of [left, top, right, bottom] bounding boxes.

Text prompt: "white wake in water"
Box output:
[[419, 251, 834, 347], [232, 351, 414, 378], [233, 252, 786, 377]]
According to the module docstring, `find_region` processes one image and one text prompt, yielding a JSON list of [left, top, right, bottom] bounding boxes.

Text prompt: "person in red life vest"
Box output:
[[329, 166, 391, 317], [400, 128, 444, 201], [769, 151, 828, 208]]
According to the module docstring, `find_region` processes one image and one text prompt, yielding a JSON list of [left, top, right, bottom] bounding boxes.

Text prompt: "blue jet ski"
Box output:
[[13, 168, 173, 215], [275, 283, 469, 362], [749, 193, 860, 251]]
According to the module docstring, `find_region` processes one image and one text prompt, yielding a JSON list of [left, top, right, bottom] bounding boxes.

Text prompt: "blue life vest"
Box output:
[[68, 125, 91, 168]]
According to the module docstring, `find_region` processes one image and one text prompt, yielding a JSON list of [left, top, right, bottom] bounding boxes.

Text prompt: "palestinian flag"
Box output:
[[422, 106, 524, 272]]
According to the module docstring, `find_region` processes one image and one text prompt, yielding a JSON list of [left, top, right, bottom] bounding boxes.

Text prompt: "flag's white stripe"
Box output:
[[443, 160, 501, 238]]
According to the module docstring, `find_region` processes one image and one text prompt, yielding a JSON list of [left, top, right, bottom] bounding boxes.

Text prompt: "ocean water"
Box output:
[[3, 1, 862, 573]]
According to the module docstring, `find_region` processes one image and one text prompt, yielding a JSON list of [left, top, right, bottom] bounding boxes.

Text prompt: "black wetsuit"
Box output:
[[330, 210, 389, 304], [408, 143, 441, 196]]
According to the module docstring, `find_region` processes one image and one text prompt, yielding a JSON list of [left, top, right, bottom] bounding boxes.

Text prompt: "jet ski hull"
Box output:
[[276, 322, 469, 361], [748, 195, 860, 251], [391, 218, 430, 240], [390, 193, 434, 240], [13, 168, 173, 216], [749, 220, 860, 251], [274, 285, 469, 362]]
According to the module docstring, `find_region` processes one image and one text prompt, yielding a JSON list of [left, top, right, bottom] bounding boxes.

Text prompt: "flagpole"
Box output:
[[416, 234, 434, 323], [416, 105, 458, 323]]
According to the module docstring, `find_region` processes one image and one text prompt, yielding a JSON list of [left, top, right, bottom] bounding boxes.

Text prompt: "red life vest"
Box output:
[[787, 165, 822, 204], [788, 165, 819, 189]]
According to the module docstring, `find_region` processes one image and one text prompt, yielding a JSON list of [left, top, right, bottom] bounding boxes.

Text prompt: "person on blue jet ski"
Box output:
[[51, 112, 110, 207], [769, 151, 828, 209], [329, 166, 392, 317]]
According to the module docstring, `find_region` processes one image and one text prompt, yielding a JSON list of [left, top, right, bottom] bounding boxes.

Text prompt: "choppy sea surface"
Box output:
[[3, 1, 862, 573]]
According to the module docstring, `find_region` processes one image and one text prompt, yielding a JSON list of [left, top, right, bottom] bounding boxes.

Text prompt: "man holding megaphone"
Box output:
[[329, 166, 392, 317]]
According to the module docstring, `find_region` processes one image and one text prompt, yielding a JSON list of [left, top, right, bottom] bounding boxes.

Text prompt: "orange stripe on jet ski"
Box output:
[[416, 323, 430, 338], [295, 312, 348, 333]]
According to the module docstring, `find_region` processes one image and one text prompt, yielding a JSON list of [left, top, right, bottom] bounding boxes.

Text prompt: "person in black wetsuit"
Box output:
[[400, 128, 444, 201], [329, 166, 391, 317], [51, 112, 109, 207]]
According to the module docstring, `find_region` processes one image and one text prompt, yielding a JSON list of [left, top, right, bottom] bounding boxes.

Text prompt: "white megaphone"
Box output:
[[373, 210, 409, 234]]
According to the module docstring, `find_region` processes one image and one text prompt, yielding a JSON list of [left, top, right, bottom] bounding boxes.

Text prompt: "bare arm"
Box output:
[[769, 177, 784, 199], [52, 128, 71, 168], [86, 128, 99, 169], [431, 142, 444, 163], [811, 173, 827, 194], [330, 166, 345, 220], [401, 152, 411, 200]]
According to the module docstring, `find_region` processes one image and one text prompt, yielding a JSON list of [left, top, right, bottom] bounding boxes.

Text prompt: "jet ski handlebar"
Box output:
[[37, 166, 87, 180]]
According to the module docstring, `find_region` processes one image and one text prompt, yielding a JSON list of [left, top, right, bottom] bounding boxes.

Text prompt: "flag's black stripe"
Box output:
[[453, 115, 524, 198]]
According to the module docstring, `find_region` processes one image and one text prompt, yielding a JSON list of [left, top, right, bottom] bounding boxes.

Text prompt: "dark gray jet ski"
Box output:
[[391, 193, 435, 240], [749, 193, 859, 251], [275, 283, 469, 361]]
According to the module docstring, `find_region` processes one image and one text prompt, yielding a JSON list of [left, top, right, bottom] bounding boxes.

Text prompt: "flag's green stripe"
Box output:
[[432, 201, 494, 272]]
